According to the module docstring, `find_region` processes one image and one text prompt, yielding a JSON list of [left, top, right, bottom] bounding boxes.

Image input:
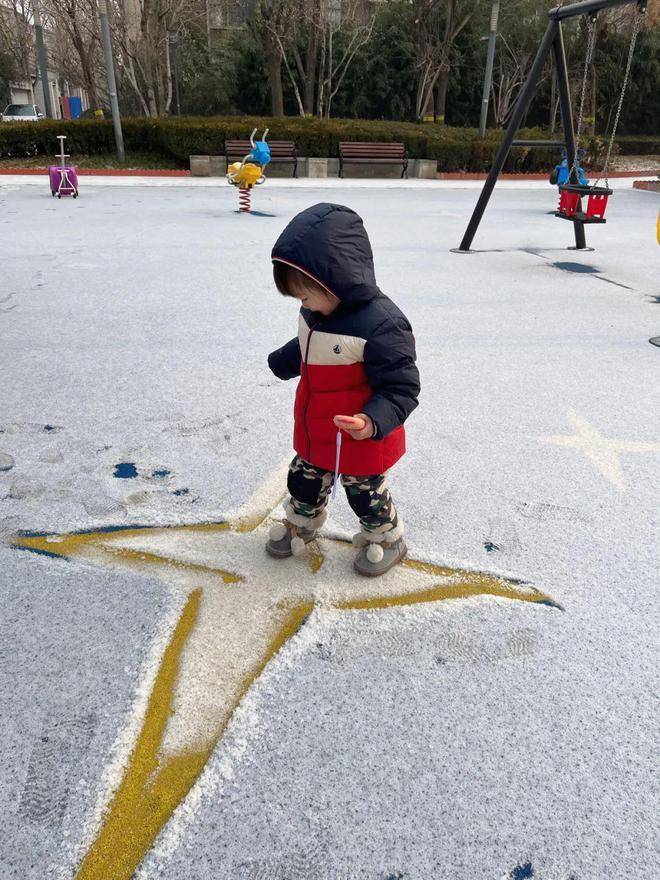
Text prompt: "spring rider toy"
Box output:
[[49, 135, 79, 198], [226, 128, 270, 213]]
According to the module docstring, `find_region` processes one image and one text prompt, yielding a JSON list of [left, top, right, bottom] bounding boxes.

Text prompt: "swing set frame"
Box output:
[[456, 0, 647, 253]]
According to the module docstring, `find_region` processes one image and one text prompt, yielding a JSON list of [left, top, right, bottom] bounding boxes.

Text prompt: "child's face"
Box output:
[[288, 273, 340, 316]]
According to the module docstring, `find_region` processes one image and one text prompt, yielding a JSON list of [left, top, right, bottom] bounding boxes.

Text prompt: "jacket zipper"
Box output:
[[302, 318, 318, 460]]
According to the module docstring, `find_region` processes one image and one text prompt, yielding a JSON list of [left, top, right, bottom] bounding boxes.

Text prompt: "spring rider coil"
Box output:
[[226, 128, 271, 214]]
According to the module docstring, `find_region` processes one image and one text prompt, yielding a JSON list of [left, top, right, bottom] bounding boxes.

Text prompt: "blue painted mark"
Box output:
[[14, 520, 229, 540], [484, 541, 500, 552], [173, 488, 189, 496], [10, 544, 70, 561], [511, 864, 534, 880], [552, 261, 598, 274], [43, 424, 58, 432], [152, 469, 171, 478], [113, 462, 137, 479]]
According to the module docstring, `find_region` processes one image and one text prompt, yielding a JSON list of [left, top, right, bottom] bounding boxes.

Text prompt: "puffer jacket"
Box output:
[[268, 203, 420, 476]]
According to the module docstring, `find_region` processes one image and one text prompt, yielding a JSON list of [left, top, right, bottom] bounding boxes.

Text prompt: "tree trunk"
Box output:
[[147, 87, 158, 117], [268, 39, 284, 116], [587, 62, 596, 136], [66, 7, 101, 110], [303, 26, 317, 114], [435, 66, 449, 123], [549, 72, 557, 132]]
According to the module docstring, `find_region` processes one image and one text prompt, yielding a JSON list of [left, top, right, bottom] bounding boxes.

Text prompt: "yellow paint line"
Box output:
[[98, 545, 243, 584], [12, 524, 242, 584], [334, 579, 551, 612], [75, 596, 315, 880], [11, 512, 558, 880], [76, 588, 204, 880], [12, 522, 231, 558]]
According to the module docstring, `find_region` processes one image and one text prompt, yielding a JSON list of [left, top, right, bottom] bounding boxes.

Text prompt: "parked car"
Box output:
[[1, 104, 44, 122]]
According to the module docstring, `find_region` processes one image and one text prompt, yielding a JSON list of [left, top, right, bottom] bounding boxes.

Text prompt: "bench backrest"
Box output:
[[339, 142, 406, 159], [226, 140, 296, 158]]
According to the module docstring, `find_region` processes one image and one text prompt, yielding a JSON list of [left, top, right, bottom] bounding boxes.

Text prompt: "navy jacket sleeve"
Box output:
[[268, 336, 302, 380], [361, 316, 420, 439]]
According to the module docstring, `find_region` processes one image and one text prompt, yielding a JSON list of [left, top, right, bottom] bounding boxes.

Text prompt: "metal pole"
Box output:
[[457, 20, 558, 252], [98, 0, 125, 163], [552, 24, 587, 249], [479, 0, 500, 138], [549, 0, 645, 20], [33, 0, 53, 118]]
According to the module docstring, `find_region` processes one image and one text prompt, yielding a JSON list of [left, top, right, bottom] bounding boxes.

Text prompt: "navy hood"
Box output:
[[271, 203, 380, 305]]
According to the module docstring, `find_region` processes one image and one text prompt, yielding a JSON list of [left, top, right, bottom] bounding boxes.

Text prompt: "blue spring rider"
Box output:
[[549, 148, 588, 187], [227, 128, 271, 213]]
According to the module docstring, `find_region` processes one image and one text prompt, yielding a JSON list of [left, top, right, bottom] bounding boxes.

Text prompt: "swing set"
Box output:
[[456, 0, 647, 252]]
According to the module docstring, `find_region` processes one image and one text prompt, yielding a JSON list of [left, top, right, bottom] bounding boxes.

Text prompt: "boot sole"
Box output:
[[353, 542, 408, 577], [265, 535, 317, 559], [265, 543, 294, 558]]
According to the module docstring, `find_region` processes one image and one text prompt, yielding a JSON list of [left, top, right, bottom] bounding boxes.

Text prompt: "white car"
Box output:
[[1, 103, 44, 122]]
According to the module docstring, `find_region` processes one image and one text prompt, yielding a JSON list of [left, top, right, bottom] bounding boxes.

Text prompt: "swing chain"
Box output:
[[598, 7, 645, 187], [570, 14, 597, 180]]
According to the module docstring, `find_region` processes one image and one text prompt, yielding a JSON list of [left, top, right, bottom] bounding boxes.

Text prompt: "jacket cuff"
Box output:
[[361, 404, 385, 440], [268, 351, 293, 380]]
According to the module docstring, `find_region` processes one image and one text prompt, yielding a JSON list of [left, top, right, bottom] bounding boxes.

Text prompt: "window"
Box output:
[[4, 105, 36, 116]]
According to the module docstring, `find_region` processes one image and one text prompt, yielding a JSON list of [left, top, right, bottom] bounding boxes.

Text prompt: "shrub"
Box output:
[[0, 116, 648, 172]]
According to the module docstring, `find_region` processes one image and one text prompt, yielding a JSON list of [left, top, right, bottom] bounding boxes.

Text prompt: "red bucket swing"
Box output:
[[557, 182, 612, 223], [555, 8, 644, 226]]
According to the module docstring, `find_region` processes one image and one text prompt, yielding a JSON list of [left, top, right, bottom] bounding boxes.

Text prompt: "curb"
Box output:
[[437, 170, 659, 180], [0, 168, 189, 177]]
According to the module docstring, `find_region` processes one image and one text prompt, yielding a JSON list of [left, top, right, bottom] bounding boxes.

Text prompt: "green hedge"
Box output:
[[614, 135, 660, 156], [0, 115, 644, 171]]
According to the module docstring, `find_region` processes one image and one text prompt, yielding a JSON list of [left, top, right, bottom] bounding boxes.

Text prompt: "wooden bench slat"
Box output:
[[340, 157, 406, 163], [339, 151, 405, 156], [338, 142, 408, 178]]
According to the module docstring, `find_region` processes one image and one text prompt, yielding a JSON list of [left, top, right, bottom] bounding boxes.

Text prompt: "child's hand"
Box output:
[[333, 413, 375, 440]]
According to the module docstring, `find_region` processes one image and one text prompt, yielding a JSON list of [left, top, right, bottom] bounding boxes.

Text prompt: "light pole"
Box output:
[[479, 0, 500, 138], [98, 0, 125, 163], [33, 0, 53, 118]]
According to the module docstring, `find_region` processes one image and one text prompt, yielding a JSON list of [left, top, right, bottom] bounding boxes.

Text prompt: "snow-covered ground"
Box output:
[[1, 178, 658, 880]]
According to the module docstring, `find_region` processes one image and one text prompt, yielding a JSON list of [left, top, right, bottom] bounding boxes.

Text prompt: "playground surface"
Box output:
[[1, 178, 658, 879]]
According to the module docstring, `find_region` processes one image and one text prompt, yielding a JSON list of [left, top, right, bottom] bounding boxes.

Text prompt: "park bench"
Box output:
[[338, 142, 408, 178], [225, 139, 298, 177]]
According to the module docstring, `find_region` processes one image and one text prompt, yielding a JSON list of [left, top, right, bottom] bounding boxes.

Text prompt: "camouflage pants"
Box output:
[[287, 455, 400, 539]]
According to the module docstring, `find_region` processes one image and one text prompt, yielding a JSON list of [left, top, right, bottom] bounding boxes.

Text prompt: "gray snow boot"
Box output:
[[352, 522, 407, 577], [265, 507, 326, 559]]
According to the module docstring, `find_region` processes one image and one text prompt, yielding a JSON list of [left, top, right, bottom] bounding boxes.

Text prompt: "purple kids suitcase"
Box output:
[[49, 165, 79, 198]]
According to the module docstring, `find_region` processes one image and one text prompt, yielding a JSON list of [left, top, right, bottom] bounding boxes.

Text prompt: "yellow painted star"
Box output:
[[11, 460, 559, 880], [539, 411, 660, 491]]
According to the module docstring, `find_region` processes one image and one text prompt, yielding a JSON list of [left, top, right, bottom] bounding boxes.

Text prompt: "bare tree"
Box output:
[[315, 0, 374, 119], [260, 0, 373, 119], [490, 32, 533, 126], [44, 0, 102, 109], [489, 0, 548, 127], [0, 0, 35, 83], [108, 0, 204, 117], [413, 0, 475, 123], [254, 0, 292, 115]]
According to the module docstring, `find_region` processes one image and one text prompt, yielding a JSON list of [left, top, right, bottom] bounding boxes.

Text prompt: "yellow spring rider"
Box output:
[[226, 128, 271, 213]]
